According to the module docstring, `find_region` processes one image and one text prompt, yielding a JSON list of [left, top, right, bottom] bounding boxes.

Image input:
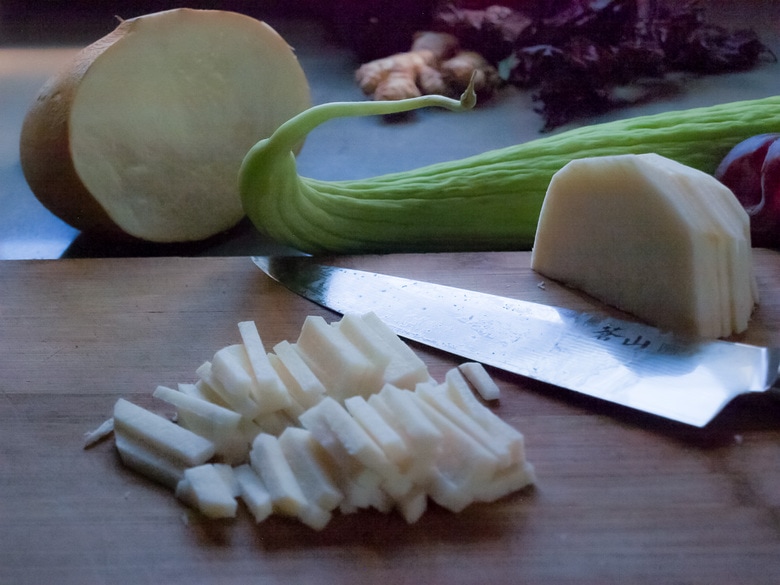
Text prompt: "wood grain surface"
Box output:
[[2, 251, 780, 585]]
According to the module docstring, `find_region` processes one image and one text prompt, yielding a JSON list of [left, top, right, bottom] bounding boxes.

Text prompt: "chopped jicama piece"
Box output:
[[334, 312, 393, 373], [409, 392, 499, 512], [83, 417, 114, 449], [299, 397, 412, 499], [266, 353, 314, 420], [416, 382, 511, 467], [113, 398, 215, 467], [114, 432, 185, 489], [278, 427, 343, 512], [175, 464, 238, 519], [212, 463, 241, 497], [395, 486, 428, 524], [296, 502, 332, 531], [233, 464, 273, 523], [296, 315, 385, 400], [178, 382, 220, 411], [210, 346, 257, 401], [444, 369, 526, 465], [367, 391, 436, 484], [271, 340, 326, 407], [344, 395, 408, 467], [237, 321, 291, 413], [458, 362, 501, 401], [249, 433, 308, 516], [196, 360, 259, 417], [358, 312, 431, 389], [152, 385, 241, 444], [376, 385, 442, 457], [475, 461, 536, 504], [254, 409, 296, 437], [178, 380, 228, 407]]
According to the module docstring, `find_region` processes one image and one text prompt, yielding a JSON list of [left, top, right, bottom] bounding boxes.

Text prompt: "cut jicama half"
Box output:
[[19, 9, 311, 242], [531, 153, 756, 339]]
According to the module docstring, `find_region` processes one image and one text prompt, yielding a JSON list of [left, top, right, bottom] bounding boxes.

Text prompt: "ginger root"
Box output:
[[440, 51, 501, 99], [355, 31, 500, 102]]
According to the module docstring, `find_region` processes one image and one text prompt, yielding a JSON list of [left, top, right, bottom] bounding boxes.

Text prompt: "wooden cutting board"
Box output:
[[2, 251, 780, 585]]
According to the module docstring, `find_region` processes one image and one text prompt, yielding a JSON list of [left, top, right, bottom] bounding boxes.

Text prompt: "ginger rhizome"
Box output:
[[355, 31, 500, 102]]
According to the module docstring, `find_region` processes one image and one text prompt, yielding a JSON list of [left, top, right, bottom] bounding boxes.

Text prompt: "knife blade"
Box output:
[[253, 256, 780, 427]]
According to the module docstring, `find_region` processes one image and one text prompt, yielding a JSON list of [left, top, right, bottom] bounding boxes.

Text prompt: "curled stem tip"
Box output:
[[252, 78, 478, 157]]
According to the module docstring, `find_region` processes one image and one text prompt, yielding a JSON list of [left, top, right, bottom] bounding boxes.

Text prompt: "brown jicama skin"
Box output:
[[20, 9, 311, 243], [355, 31, 500, 101]]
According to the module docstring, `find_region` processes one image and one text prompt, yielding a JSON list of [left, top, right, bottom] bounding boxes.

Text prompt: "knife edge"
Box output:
[[253, 255, 780, 427]]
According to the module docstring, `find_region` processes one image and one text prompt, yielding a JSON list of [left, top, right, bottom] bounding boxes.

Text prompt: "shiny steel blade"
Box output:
[[253, 256, 780, 427]]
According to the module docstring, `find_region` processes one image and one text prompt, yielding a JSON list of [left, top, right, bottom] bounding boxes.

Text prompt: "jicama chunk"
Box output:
[[299, 397, 412, 499], [475, 461, 536, 504], [83, 417, 114, 449], [344, 395, 408, 466], [271, 340, 326, 408], [395, 486, 428, 524], [334, 312, 393, 374], [358, 312, 431, 389], [212, 463, 241, 497], [196, 360, 259, 417], [113, 398, 215, 467], [458, 362, 501, 401], [249, 433, 308, 516], [531, 153, 756, 339], [278, 427, 343, 511], [410, 393, 499, 511], [292, 406, 384, 512], [178, 380, 228, 407], [237, 321, 291, 413], [296, 315, 385, 400], [296, 502, 332, 531], [376, 386, 442, 453], [233, 464, 273, 523], [416, 382, 511, 467], [152, 385, 241, 444], [444, 369, 526, 464], [175, 464, 238, 519], [253, 409, 295, 437], [114, 432, 185, 489]]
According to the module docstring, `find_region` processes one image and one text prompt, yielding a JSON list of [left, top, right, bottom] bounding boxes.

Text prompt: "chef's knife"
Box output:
[[253, 256, 780, 427]]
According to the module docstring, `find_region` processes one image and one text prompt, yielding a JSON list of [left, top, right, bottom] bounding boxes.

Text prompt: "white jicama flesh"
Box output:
[[458, 362, 501, 401], [530, 153, 757, 339], [114, 432, 186, 490], [277, 427, 343, 512], [237, 321, 291, 414], [152, 385, 241, 443], [96, 313, 534, 530], [19, 9, 311, 242], [175, 464, 238, 519], [249, 433, 308, 517], [233, 464, 273, 523], [295, 316, 386, 400], [113, 398, 215, 467], [271, 340, 327, 409]]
